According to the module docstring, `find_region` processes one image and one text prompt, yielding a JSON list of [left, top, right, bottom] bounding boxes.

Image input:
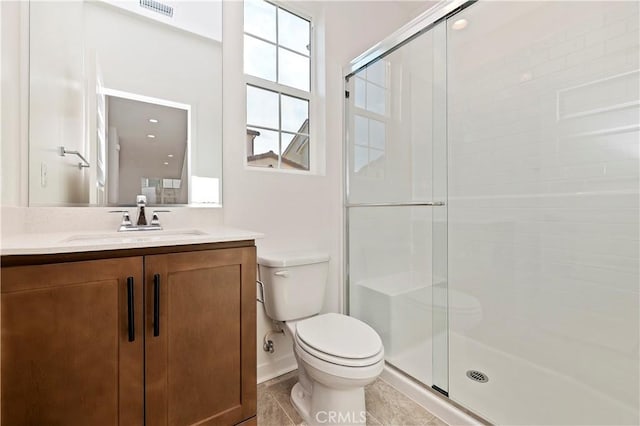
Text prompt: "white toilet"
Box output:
[[258, 251, 384, 426]]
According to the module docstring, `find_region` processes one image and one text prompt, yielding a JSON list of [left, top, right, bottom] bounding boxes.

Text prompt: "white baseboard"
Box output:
[[257, 354, 297, 384], [380, 364, 485, 426]]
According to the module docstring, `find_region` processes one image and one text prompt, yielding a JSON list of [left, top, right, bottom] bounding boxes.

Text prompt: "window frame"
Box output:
[[243, 0, 316, 173]]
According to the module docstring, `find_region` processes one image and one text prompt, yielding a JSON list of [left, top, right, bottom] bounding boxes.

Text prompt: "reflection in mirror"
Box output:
[[105, 93, 188, 205], [28, 0, 222, 206], [352, 59, 387, 179]]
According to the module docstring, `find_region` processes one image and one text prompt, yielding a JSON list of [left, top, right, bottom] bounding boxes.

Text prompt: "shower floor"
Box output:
[[450, 332, 639, 425], [354, 272, 637, 424], [386, 339, 432, 386]]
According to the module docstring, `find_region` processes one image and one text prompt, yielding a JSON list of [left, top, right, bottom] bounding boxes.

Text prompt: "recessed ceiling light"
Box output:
[[163, 161, 169, 165], [147, 134, 155, 139], [168, 154, 174, 158], [149, 118, 159, 123], [452, 19, 468, 30], [520, 71, 533, 82]]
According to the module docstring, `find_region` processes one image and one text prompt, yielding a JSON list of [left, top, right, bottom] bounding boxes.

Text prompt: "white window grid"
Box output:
[[244, 0, 313, 171]]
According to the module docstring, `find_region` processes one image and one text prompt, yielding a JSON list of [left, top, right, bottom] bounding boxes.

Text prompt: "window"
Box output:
[[244, 0, 312, 171], [352, 59, 388, 178]]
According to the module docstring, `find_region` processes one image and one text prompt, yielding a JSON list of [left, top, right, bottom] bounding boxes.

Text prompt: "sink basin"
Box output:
[[63, 229, 208, 245]]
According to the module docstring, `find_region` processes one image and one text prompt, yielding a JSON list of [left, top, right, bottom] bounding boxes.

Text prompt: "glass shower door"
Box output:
[[446, 1, 640, 424], [345, 21, 448, 392]]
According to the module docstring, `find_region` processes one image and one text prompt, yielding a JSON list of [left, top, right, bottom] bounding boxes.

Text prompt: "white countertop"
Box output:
[[1, 227, 263, 256]]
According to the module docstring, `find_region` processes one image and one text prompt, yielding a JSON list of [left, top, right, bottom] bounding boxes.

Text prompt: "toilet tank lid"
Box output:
[[258, 251, 330, 267]]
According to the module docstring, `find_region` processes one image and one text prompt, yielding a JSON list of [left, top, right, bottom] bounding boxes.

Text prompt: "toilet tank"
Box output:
[[258, 251, 330, 322]]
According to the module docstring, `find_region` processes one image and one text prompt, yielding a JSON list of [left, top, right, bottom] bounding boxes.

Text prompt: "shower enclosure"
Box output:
[[344, 1, 639, 424]]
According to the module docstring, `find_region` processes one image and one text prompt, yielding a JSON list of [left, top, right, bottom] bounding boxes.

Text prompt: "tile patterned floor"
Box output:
[[257, 371, 448, 426]]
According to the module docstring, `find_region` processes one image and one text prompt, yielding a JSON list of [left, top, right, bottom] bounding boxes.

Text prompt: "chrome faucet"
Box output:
[[111, 210, 133, 231], [136, 195, 148, 226], [110, 195, 169, 231]]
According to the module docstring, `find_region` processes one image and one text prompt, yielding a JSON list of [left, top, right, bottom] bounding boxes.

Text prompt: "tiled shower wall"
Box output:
[[447, 2, 639, 424]]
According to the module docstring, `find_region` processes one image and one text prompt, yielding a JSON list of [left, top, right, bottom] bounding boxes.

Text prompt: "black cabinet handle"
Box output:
[[153, 274, 160, 337], [127, 277, 135, 342]]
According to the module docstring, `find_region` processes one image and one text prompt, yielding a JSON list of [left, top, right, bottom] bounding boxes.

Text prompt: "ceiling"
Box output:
[[392, 1, 438, 18], [107, 95, 188, 178]]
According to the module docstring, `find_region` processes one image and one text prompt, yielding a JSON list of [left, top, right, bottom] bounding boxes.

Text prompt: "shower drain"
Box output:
[[466, 370, 489, 383]]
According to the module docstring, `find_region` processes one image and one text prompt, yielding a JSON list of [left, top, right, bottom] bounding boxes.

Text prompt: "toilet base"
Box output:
[[291, 382, 312, 422], [290, 381, 367, 426]]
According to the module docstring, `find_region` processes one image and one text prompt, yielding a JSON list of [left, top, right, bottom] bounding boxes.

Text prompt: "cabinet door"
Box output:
[[145, 247, 257, 426], [1, 257, 144, 425]]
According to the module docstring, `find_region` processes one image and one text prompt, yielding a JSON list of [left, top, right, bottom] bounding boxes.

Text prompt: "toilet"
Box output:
[[258, 251, 384, 426]]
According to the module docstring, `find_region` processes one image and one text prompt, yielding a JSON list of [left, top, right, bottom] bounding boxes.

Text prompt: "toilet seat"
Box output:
[[295, 334, 384, 367], [294, 313, 384, 367]]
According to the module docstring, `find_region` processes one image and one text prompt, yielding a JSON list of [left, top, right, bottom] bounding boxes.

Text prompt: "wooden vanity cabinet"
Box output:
[[145, 247, 257, 425], [1, 256, 145, 426], [1, 243, 256, 426]]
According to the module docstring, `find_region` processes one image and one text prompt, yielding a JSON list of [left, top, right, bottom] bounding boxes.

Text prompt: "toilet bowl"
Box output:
[[258, 252, 385, 426], [285, 313, 384, 425]]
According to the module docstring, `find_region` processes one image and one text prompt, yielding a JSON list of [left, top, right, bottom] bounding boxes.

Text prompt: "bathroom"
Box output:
[[1, 0, 638, 425]]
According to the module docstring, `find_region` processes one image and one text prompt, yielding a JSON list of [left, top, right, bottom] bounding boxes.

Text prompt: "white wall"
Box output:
[[103, 0, 222, 42], [222, 1, 424, 381], [0, 1, 27, 208], [28, 2, 88, 205]]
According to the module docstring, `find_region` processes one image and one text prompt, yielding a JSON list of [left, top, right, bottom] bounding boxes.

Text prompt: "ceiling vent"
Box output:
[[139, 0, 173, 17]]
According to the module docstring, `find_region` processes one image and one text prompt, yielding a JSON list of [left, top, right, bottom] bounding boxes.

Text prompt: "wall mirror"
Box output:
[[28, 0, 222, 206]]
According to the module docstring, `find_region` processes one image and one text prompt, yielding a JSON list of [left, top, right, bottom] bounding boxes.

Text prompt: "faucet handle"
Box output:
[[150, 210, 170, 226], [110, 210, 132, 226]]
